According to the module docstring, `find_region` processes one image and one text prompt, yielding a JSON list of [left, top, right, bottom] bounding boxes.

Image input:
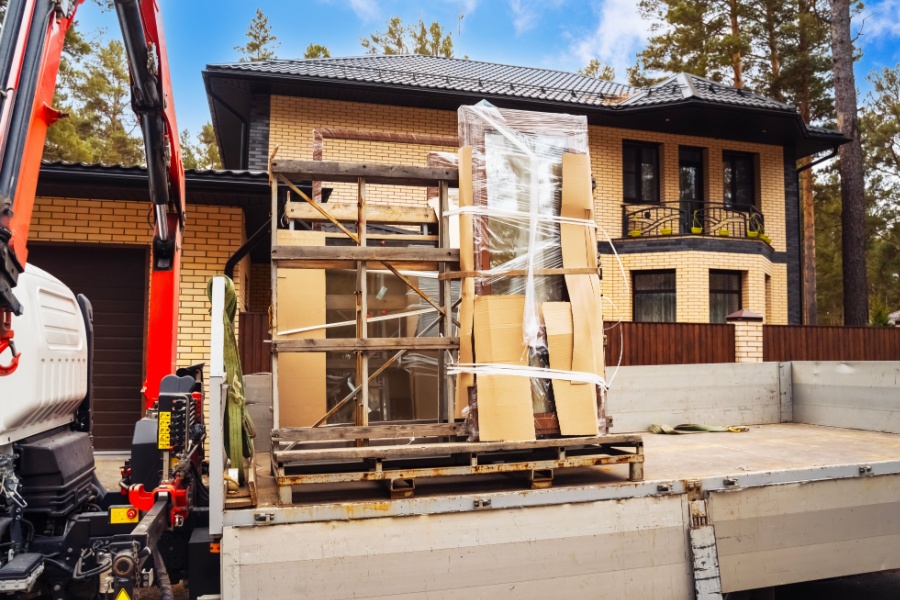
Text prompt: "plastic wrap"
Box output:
[[455, 101, 607, 440], [458, 101, 590, 349]]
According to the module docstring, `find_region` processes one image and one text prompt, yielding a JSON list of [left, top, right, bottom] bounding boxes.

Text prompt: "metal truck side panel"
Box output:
[[710, 474, 900, 592], [222, 494, 692, 600]]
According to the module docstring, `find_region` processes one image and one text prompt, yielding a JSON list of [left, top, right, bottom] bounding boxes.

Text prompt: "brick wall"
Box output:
[[29, 197, 247, 369], [267, 95, 794, 325]]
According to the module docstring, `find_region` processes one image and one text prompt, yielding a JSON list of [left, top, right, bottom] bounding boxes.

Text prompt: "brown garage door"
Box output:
[[28, 245, 147, 451]]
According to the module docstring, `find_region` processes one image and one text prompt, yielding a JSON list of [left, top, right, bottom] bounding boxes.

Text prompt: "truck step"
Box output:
[[0, 553, 43, 593]]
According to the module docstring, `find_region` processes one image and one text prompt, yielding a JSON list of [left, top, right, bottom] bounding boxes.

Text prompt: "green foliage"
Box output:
[[181, 124, 222, 171], [304, 43, 330, 59], [579, 59, 616, 81], [361, 16, 455, 57], [869, 300, 892, 327], [234, 8, 280, 62], [815, 63, 900, 324], [409, 20, 454, 57], [44, 35, 143, 165], [635, 0, 752, 85]]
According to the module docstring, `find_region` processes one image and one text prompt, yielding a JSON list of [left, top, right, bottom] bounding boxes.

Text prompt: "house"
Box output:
[[30, 162, 267, 449], [203, 54, 844, 327], [30, 54, 843, 447]]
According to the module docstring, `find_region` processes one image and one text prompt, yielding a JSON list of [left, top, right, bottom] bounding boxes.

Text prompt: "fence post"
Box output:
[[726, 309, 765, 363]]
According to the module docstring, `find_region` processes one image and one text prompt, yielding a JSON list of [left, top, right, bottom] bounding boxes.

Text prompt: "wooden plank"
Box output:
[[273, 337, 460, 352], [272, 159, 459, 186], [273, 422, 466, 442], [272, 245, 459, 263], [287, 201, 437, 225], [274, 433, 642, 463]]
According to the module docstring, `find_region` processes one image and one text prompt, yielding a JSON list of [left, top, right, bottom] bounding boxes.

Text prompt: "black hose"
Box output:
[[152, 546, 174, 600]]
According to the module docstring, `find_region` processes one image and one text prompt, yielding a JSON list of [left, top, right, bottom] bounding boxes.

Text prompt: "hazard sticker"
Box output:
[[109, 506, 140, 524], [158, 410, 171, 449], [114, 588, 131, 600]]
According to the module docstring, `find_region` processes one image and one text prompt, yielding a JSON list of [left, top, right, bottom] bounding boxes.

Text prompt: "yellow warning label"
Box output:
[[109, 506, 139, 524], [158, 411, 171, 449], [114, 588, 131, 600]]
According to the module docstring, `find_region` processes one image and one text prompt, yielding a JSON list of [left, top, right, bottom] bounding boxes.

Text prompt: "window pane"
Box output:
[[635, 292, 676, 322], [710, 271, 740, 292], [634, 271, 675, 291], [710, 292, 741, 323], [624, 143, 658, 202], [723, 161, 734, 205]]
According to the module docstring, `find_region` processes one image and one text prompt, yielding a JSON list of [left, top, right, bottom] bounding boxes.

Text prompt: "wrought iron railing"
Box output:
[[622, 200, 766, 242]]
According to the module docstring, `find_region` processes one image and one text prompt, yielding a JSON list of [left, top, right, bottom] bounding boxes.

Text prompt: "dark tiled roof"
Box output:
[[619, 73, 795, 112], [40, 159, 267, 180], [208, 55, 635, 106]]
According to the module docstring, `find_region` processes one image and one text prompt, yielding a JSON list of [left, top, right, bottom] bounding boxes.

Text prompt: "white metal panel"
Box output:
[[606, 362, 781, 432], [792, 361, 900, 433], [222, 495, 693, 600], [0, 266, 87, 443], [710, 474, 900, 592]]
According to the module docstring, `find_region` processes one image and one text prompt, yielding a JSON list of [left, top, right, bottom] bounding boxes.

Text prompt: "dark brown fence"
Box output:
[[605, 322, 735, 366], [239, 312, 271, 374], [764, 325, 900, 362]]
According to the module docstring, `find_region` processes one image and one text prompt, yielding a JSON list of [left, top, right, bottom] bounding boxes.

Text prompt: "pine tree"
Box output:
[[579, 59, 616, 81], [831, 0, 868, 325], [635, 0, 751, 87], [234, 8, 280, 62], [361, 17, 455, 57], [180, 124, 222, 171], [44, 36, 143, 165], [304, 44, 330, 59]]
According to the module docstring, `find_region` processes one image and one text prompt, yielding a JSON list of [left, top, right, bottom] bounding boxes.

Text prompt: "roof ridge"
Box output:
[[208, 54, 637, 90]]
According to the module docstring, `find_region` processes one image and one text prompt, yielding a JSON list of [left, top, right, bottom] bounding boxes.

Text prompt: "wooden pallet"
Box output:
[[272, 431, 644, 503]]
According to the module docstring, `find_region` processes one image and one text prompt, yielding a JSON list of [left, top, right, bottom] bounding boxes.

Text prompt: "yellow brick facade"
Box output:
[[267, 96, 791, 324], [29, 197, 248, 371]]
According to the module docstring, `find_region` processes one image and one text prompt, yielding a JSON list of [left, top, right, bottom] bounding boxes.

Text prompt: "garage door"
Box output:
[[28, 245, 147, 451]]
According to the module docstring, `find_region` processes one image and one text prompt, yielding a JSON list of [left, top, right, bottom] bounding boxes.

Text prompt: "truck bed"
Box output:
[[245, 422, 900, 510]]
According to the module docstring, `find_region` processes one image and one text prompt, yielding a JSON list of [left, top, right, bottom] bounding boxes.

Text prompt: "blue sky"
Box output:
[[73, 0, 900, 137]]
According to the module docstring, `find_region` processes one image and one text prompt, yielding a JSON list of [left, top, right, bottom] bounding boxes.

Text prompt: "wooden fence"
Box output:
[[764, 325, 900, 362], [604, 322, 736, 366], [238, 312, 270, 374]]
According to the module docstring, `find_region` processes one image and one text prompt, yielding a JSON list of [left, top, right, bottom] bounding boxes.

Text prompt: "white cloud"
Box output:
[[569, 0, 649, 83], [508, 0, 565, 36], [348, 0, 379, 22], [863, 0, 900, 40]]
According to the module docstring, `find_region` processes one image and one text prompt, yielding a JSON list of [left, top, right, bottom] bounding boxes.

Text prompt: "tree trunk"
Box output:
[[797, 0, 817, 324], [729, 0, 744, 88], [831, 0, 869, 325]]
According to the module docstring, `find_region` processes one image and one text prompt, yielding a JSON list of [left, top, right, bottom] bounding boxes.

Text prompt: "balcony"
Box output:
[[622, 201, 768, 243]]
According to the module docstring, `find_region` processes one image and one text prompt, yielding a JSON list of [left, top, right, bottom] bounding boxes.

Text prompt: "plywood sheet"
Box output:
[[275, 230, 327, 427], [476, 374, 535, 441], [542, 302, 598, 436]]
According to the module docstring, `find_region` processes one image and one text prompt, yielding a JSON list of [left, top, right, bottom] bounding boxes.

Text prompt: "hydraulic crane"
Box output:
[[0, 1, 212, 598]]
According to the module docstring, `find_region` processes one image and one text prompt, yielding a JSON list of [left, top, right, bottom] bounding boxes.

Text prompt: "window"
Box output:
[[723, 151, 755, 209], [633, 270, 676, 322], [709, 270, 742, 323], [623, 141, 660, 203]]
